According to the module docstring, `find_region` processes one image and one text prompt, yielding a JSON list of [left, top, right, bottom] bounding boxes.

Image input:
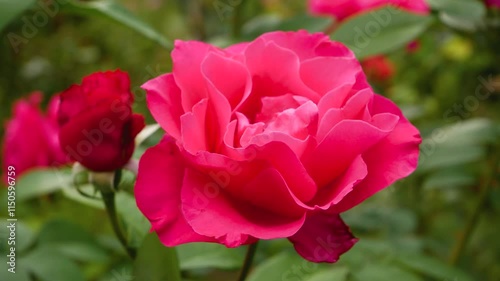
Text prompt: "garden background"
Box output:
[[0, 0, 499, 281]]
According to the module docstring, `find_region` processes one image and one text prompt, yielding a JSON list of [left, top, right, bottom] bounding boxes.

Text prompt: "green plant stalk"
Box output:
[[101, 190, 137, 259], [237, 241, 259, 281], [448, 146, 499, 265]]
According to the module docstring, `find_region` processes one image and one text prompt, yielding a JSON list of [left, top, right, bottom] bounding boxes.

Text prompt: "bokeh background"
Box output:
[[1, 0, 499, 281]]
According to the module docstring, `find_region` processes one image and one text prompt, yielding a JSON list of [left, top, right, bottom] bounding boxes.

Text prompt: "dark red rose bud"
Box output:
[[58, 70, 145, 172]]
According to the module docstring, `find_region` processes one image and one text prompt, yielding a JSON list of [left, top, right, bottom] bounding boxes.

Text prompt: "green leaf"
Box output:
[[115, 191, 151, 248], [247, 252, 321, 281], [353, 264, 424, 281], [427, 0, 486, 31], [62, 0, 171, 49], [242, 14, 282, 39], [276, 14, 333, 33], [134, 233, 181, 281], [418, 119, 497, 173], [423, 169, 476, 190], [21, 247, 85, 281], [433, 118, 498, 147], [16, 168, 72, 201], [37, 219, 109, 262], [395, 254, 474, 281], [305, 267, 349, 281], [242, 14, 332, 40], [332, 7, 432, 59], [0, 0, 35, 31], [177, 242, 245, 270], [419, 145, 485, 172]]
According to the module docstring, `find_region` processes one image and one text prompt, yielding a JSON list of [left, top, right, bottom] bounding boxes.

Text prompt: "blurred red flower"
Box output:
[[361, 55, 396, 82]]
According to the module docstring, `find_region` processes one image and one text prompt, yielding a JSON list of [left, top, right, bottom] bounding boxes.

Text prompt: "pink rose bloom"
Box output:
[[137, 31, 421, 263], [485, 0, 500, 8], [309, 0, 430, 22], [2, 92, 69, 179]]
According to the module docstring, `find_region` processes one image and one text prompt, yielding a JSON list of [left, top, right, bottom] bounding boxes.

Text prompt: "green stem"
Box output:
[[448, 147, 499, 265], [237, 242, 259, 281], [102, 191, 137, 259]]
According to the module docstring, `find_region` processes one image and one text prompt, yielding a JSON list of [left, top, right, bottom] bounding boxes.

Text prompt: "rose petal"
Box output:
[[181, 168, 306, 247], [309, 155, 368, 209], [303, 119, 395, 187], [172, 40, 222, 112], [135, 136, 215, 246], [289, 211, 357, 263], [143, 73, 184, 139], [259, 30, 331, 60], [331, 95, 421, 212], [180, 99, 208, 153], [240, 39, 320, 119], [201, 52, 252, 111], [300, 57, 361, 96], [317, 88, 373, 141]]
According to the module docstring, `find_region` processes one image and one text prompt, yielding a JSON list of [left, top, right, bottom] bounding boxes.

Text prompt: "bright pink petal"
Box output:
[[181, 168, 306, 247], [303, 119, 395, 187], [180, 99, 208, 153], [259, 30, 331, 60], [317, 88, 373, 141], [135, 137, 215, 246], [289, 211, 357, 263], [330, 95, 421, 212], [143, 73, 184, 139], [201, 52, 252, 111], [309, 155, 368, 209], [300, 57, 361, 96], [172, 40, 222, 112]]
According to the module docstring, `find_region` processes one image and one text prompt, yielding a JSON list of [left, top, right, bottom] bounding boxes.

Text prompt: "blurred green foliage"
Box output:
[[1, 0, 499, 281]]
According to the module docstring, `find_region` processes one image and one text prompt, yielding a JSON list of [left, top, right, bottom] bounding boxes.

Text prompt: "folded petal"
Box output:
[[304, 119, 394, 187], [330, 95, 421, 212], [181, 168, 306, 247], [143, 73, 184, 139], [289, 211, 357, 263], [172, 40, 221, 112], [300, 57, 361, 96], [201, 52, 252, 111], [135, 136, 215, 246]]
